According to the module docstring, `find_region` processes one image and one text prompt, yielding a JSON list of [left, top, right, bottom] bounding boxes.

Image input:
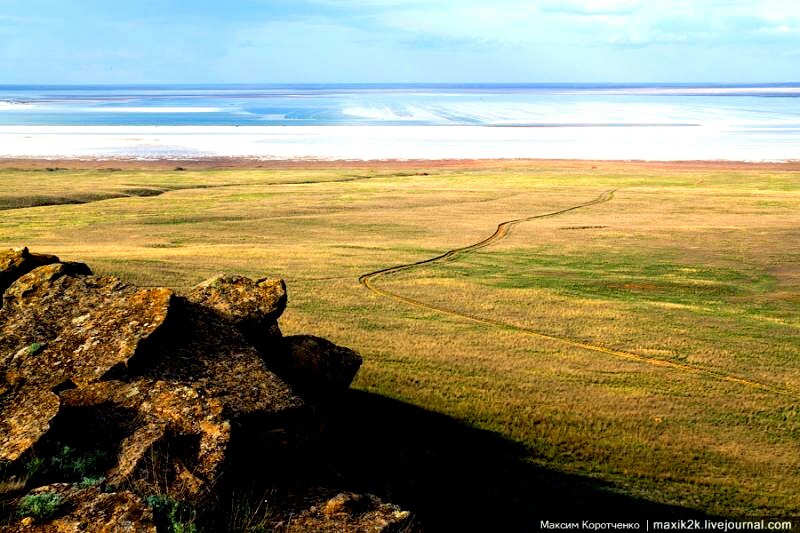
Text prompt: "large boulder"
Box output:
[[186, 274, 286, 351], [0, 264, 173, 462], [184, 275, 364, 398], [187, 274, 287, 323], [0, 249, 405, 532], [280, 492, 411, 532], [0, 247, 92, 306], [0, 259, 304, 500], [0, 248, 61, 306], [276, 335, 363, 396], [11, 484, 156, 532]]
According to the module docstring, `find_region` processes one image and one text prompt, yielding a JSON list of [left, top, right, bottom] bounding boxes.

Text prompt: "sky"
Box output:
[[0, 0, 799, 84]]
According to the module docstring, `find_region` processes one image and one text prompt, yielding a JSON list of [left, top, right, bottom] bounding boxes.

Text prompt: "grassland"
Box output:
[[0, 160, 798, 523]]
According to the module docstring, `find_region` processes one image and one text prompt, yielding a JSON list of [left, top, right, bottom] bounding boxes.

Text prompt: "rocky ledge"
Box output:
[[0, 247, 409, 532]]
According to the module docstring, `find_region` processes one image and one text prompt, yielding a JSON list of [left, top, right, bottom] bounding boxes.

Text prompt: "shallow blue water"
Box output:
[[2, 83, 800, 128]]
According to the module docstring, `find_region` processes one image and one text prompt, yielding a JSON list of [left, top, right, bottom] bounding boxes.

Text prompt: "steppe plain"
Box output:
[[1, 159, 798, 524]]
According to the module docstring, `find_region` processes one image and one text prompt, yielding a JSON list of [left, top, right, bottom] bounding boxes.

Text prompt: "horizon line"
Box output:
[[1, 81, 799, 88]]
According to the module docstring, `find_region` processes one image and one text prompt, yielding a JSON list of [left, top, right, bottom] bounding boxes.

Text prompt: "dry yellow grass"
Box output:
[[1, 160, 798, 518]]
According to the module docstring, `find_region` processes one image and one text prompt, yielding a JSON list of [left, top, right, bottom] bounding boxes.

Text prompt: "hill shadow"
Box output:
[[308, 389, 710, 532]]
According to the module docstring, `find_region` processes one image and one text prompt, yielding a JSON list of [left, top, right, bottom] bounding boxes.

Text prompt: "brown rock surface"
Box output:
[[0, 248, 61, 304], [1, 268, 173, 387], [187, 274, 287, 324], [11, 484, 156, 532], [185, 275, 286, 354], [0, 258, 302, 497], [278, 335, 364, 394], [0, 265, 173, 462], [283, 492, 411, 532], [134, 298, 301, 420], [0, 387, 60, 463], [60, 379, 231, 497], [0, 250, 407, 532]]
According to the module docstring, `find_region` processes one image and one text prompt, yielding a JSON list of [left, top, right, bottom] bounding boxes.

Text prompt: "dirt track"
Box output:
[[360, 190, 796, 397]]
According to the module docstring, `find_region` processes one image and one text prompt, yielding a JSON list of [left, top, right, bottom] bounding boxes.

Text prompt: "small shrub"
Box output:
[[145, 495, 197, 533], [17, 492, 63, 519], [24, 457, 44, 479], [27, 342, 46, 356], [78, 476, 105, 489], [225, 489, 276, 532], [49, 446, 109, 480]]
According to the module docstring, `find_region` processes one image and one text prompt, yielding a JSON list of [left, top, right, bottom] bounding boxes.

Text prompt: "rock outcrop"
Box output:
[[0, 248, 60, 304], [283, 492, 411, 532], [12, 484, 157, 532], [186, 274, 286, 350], [0, 263, 175, 464], [0, 248, 406, 532], [278, 335, 363, 396]]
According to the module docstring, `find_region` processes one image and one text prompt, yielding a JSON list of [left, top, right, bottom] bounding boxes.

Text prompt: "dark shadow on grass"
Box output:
[[308, 389, 710, 532]]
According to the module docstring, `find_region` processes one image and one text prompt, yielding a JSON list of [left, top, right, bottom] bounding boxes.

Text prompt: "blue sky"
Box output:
[[1, 0, 798, 83]]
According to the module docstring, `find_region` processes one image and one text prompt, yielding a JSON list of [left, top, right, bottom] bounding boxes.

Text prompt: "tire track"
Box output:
[[361, 190, 614, 280], [359, 190, 795, 398]]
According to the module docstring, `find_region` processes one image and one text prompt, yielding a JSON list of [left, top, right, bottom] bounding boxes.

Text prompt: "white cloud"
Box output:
[[333, 0, 800, 49], [3, 0, 800, 83], [538, 0, 642, 15]]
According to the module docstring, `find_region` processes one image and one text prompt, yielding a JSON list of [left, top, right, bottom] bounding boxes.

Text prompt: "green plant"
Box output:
[[17, 492, 63, 519], [24, 458, 44, 480], [225, 489, 276, 532], [26, 342, 46, 356], [49, 446, 109, 480], [77, 476, 105, 489], [145, 495, 197, 533]]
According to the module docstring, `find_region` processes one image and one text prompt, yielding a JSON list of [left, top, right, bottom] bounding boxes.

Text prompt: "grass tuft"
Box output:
[[17, 492, 63, 519]]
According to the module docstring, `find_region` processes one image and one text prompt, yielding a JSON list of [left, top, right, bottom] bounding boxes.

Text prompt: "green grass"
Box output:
[[430, 250, 774, 302], [145, 495, 198, 533], [26, 343, 46, 356], [17, 492, 63, 519], [1, 161, 799, 519]]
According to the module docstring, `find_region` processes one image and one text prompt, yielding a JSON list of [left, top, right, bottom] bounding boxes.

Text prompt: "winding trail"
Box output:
[[359, 190, 795, 398]]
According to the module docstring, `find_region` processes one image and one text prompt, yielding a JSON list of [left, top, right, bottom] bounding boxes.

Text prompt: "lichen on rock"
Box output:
[[0, 248, 61, 306], [284, 492, 411, 532], [278, 335, 364, 397], [186, 274, 287, 354], [12, 483, 157, 532], [0, 248, 405, 532]]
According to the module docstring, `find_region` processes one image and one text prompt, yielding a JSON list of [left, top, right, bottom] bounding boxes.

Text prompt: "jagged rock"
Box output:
[[188, 274, 287, 323], [185, 276, 363, 397], [0, 259, 304, 496], [0, 249, 395, 531], [186, 275, 286, 356], [0, 248, 61, 305], [60, 379, 231, 497], [12, 484, 156, 532], [0, 266, 173, 462], [0, 387, 60, 463], [283, 492, 411, 532], [116, 298, 308, 499], [0, 265, 173, 388], [134, 297, 301, 420], [277, 335, 363, 395]]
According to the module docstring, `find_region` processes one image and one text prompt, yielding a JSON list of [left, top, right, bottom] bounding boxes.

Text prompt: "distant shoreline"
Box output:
[[2, 157, 799, 171], [1, 125, 798, 162]]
